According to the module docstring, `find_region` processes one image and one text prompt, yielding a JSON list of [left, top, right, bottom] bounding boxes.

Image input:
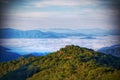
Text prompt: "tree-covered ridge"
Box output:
[[0, 45, 120, 80]]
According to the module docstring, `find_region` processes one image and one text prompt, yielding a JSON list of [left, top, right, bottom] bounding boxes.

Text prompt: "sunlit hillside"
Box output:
[[0, 45, 120, 80]]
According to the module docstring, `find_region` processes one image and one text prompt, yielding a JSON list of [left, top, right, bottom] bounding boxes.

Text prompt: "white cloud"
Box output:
[[10, 12, 51, 18], [1, 0, 116, 30], [3, 11, 82, 18], [3, 8, 115, 19], [2, 7, 115, 30], [32, 0, 97, 7]]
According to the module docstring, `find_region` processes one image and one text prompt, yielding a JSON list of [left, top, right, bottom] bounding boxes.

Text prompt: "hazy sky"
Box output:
[[0, 0, 118, 30]]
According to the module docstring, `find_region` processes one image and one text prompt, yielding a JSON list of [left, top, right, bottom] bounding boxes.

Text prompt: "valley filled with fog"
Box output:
[[0, 35, 119, 55]]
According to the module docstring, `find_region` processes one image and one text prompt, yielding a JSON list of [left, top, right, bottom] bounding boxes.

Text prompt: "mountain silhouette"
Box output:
[[0, 28, 85, 38], [98, 44, 120, 57], [0, 46, 21, 62]]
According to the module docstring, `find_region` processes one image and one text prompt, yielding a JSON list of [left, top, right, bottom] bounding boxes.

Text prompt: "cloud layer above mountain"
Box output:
[[0, 0, 119, 30]]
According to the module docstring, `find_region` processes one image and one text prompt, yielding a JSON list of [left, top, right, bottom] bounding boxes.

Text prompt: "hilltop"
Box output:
[[0, 45, 120, 80]]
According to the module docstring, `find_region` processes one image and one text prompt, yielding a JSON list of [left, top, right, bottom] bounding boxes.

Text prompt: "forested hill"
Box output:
[[0, 45, 120, 80]]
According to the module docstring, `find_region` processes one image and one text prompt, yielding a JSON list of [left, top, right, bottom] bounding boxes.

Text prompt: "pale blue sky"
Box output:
[[0, 0, 118, 30]]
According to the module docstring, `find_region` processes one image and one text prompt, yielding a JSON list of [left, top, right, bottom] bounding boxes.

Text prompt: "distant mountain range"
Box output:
[[0, 28, 84, 38], [0, 28, 119, 38], [98, 44, 120, 57], [45, 28, 120, 36]]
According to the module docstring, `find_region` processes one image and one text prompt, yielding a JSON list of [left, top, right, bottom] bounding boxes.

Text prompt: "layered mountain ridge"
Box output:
[[0, 28, 119, 38], [0, 46, 21, 62], [98, 44, 120, 57]]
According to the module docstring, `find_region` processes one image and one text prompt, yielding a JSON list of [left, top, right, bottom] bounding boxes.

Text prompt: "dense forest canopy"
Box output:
[[0, 45, 120, 80]]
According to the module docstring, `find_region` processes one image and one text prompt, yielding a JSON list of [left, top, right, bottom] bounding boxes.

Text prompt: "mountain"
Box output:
[[1, 28, 119, 38], [98, 44, 120, 57], [0, 28, 85, 38], [0, 45, 120, 80], [0, 46, 21, 62], [46, 28, 120, 36], [0, 46, 50, 62]]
